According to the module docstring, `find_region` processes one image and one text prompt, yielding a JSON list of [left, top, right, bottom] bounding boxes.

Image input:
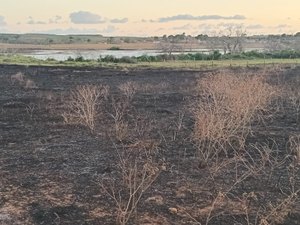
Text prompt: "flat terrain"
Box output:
[[0, 42, 160, 52], [0, 65, 299, 224]]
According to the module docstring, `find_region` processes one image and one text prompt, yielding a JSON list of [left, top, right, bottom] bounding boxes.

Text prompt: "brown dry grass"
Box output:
[[10, 72, 37, 89], [118, 81, 138, 101], [101, 143, 161, 225], [193, 72, 277, 163], [62, 84, 109, 132], [288, 134, 300, 165]]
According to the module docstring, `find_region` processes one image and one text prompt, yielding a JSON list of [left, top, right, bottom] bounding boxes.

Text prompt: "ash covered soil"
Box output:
[[0, 64, 299, 225]]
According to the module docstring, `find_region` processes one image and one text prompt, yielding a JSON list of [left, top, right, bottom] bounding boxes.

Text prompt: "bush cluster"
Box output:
[[59, 49, 300, 64]]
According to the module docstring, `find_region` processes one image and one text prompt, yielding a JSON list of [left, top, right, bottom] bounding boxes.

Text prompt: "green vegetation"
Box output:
[[108, 46, 121, 50], [134, 50, 300, 62], [1, 50, 300, 69], [96, 50, 300, 64]]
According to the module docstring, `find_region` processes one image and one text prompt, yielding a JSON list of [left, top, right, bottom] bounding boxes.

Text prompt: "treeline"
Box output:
[[64, 50, 300, 64]]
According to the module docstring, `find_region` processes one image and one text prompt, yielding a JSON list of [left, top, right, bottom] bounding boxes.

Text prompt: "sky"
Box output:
[[0, 0, 299, 36]]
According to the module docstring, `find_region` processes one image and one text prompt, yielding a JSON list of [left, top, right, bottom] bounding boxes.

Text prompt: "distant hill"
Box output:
[[0, 33, 150, 45]]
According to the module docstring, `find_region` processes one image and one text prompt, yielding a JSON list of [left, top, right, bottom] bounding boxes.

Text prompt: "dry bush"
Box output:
[[217, 142, 294, 225], [62, 84, 109, 132], [258, 191, 299, 225], [102, 113, 161, 225], [288, 134, 300, 165], [24, 79, 37, 89], [10, 72, 25, 85], [118, 81, 137, 101], [101, 143, 161, 225], [239, 188, 299, 225], [193, 72, 277, 163], [107, 81, 138, 141], [109, 97, 131, 141], [285, 86, 300, 122], [179, 141, 295, 225], [114, 120, 129, 142], [138, 82, 169, 93], [10, 72, 37, 89]]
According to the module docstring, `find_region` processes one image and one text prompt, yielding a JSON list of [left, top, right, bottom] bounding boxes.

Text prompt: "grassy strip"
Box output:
[[1, 54, 300, 69]]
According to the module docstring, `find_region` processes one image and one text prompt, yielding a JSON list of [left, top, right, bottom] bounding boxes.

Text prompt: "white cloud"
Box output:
[[274, 24, 290, 29], [49, 15, 62, 24], [27, 16, 47, 25], [101, 25, 117, 34], [158, 14, 246, 23], [246, 24, 264, 29], [110, 18, 128, 24], [173, 24, 193, 30], [36, 27, 101, 35], [70, 11, 105, 24], [0, 15, 7, 26]]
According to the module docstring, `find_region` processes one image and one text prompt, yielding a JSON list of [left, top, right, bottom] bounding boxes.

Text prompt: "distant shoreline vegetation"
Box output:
[[63, 50, 300, 64], [1, 50, 300, 67], [107, 46, 121, 50]]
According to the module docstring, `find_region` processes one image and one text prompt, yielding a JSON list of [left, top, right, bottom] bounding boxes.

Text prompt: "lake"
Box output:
[[23, 50, 165, 61], [23, 48, 264, 61]]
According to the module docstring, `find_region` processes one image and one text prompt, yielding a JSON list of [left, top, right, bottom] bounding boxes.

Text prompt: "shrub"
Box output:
[[193, 72, 277, 163], [101, 135, 161, 225], [119, 56, 137, 64], [75, 56, 84, 62], [10, 72, 25, 85], [25, 79, 37, 89], [100, 55, 117, 63], [118, 81, 138, 100], [288, 135, 300, 165], [108, 46, 121, 50], [62, 84, 109, 132], [67, 56, 74, 61], [11, 72, 37, 89]]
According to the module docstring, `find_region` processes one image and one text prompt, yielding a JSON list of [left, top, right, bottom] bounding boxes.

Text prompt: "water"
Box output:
[[23, 48, 264, 61], [24, 50, 162, 61]]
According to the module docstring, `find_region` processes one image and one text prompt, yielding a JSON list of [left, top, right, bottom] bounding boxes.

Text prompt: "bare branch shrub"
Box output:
[[10, 72, 25, 85], [288, 135, 300, 165], [260, 194, 299, 225], [109, 97, 131, 141], [179, 141, 295, 225], [217, 25, 246, 54], [172, 111, 185, 141], [285, 86, 300, 122], [62, 84, 109, 132], [138, 82, 169, 93], [193, 72, 277, 163], [118, 81, 137, 101], [10, 72, 37, 89], [24, 79, 37, 89], [108, 82, 138, 141], [101, 143, 161, 225], [157, 37, 183, 56]]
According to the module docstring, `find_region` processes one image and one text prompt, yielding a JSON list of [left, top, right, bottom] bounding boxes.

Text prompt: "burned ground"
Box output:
[[0, 64, 299, 225]]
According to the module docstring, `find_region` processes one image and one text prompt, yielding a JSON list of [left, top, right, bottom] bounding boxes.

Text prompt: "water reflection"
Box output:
[[24, 50, 162, 61]]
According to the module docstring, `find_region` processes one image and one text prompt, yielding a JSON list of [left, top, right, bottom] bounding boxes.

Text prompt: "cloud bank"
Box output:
[[27, 17, 46, 25], [70, 11, 105, 24], [38, 28, 101, 35], [49, 15, 62, 24], [110, 18, 128, 24], [158, 14, 246, 22], [0, 15, 7, 26]]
